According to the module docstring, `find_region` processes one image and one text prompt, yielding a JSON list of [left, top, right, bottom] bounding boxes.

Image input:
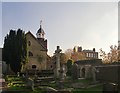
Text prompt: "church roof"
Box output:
[[37, 25, 45, 34], [25, 31, 47, 51]]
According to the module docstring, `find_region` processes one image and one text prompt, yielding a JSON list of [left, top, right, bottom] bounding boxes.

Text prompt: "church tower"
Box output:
[[36, 20, 45, 39], [36, 20, 47, 51]]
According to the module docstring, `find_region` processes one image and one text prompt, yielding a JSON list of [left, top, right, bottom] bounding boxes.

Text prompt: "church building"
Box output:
[[24, 23, 51, 71]]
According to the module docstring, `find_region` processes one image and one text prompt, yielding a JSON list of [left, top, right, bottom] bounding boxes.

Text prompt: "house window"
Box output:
[[90, 53, 92, 57], [86, 53, 89, 57], [91, 53, 93, 57], [28, 41, 31, 46], [28, 51, 33, 56], [88, 53, 90, 57], [93, 53, 95, 57], [96, 53, 98, 58]]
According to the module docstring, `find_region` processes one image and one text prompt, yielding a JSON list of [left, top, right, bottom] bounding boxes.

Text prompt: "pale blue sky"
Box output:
[[1, 2, 118, 56]]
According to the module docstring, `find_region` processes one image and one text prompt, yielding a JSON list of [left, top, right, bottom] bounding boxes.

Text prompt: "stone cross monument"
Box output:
[[54, 46, 62, 79]]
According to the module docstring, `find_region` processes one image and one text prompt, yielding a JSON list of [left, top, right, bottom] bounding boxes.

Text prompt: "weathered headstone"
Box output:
[[34, 73, 38, 80], [25, 71, 29, 78], [58, 80, 64, 89], [22, 74, 25, 80], [71, 63, 79, 80], [59, 64, 66, 80], [17, 72, 20, 77], [103, 83, 118, 92], [92, 67, 97, 82], [26, 78, 34, 91]]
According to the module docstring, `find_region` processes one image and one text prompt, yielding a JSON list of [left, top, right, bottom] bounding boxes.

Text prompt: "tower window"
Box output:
[[28, 41, 31, 46], [51, 65, 53, 68], [28, 51, 33, 56], [32, 65, 36, 69]]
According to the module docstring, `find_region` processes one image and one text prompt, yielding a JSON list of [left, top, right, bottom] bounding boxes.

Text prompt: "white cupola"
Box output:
[[36, 20, 45, 39]]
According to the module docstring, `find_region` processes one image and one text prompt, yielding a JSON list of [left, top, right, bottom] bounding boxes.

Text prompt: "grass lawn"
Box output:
[[7, 86, 46, 93], [63, 78, 97, 87], [73, 84, 103, 93], [48, 78, 103, 92], [8, 86, 25, 90], [6, 76, 103, 93]]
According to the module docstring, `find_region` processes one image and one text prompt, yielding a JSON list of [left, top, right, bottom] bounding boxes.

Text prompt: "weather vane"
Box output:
[[40, 20, 42, 26]]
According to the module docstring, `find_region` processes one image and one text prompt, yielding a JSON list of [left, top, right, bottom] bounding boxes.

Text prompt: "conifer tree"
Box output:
[[3, 29, 27, 74]]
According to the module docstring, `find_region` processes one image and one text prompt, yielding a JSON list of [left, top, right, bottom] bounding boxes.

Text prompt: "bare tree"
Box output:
[[99, 45, 119, 63], [64, 48, 73, 59], [51, 53, 68, 65], [65, 48, 86, 61]]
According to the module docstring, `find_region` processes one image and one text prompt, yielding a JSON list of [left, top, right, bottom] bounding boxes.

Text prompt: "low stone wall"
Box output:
[[95, 65, 120, 83], [95, 65, 120, 92]]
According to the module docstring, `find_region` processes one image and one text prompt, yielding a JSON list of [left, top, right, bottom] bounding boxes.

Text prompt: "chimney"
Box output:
[[93, 48, 95, 52]]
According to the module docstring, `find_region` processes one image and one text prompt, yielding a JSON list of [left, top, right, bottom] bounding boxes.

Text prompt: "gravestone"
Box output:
[[25, 71, 29, 79], [26, 78, 34, 91], [22, 74, 25, 78], [34, 74, 38, 80], [59, 64, 66, 80], [92, 67, 97, 82], [58, 80, 64, 89], [103, 83, 118, 92], [17, 72, 20, 77], [71, 63, 79, 80]]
